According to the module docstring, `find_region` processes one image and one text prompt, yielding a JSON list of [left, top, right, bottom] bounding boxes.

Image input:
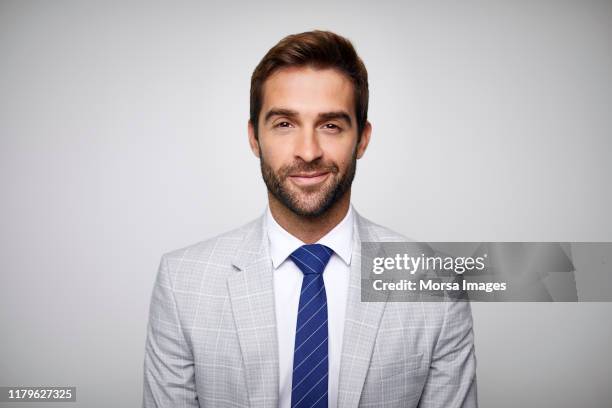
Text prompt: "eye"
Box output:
[[321, 123, 342, 132], [275, 121, 293, 128]]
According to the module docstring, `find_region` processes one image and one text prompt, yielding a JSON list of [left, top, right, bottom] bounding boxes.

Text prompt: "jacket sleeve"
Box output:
[[143, 255, 199, 407], [417, 298, 478, 408]]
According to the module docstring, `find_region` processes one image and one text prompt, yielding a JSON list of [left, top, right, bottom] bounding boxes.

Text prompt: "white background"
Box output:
[[1, 1, 611, 406]]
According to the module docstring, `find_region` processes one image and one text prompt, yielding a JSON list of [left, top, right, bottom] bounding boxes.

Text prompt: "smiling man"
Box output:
[[143, 30, 478, 408]]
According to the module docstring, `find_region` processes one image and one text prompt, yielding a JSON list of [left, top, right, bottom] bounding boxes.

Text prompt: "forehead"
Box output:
[[260, 66, 355, 116]]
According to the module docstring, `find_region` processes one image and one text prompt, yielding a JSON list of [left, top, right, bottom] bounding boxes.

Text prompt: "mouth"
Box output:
[[288, 171, 331, 187]]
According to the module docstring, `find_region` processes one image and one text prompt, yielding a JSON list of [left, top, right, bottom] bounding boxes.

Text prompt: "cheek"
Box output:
[[259, 139, 293, 169], [322, 140, 357, 167]]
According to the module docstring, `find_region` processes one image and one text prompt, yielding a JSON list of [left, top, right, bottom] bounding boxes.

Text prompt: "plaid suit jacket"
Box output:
[[143, 209, 478, 407]]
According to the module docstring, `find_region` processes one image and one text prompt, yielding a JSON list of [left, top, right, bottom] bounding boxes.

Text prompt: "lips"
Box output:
[[290, 171, 328, 178], [288, 171, 330, 186]]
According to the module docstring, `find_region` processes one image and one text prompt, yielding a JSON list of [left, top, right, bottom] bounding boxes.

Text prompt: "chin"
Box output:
[[289, 198, 336, 218]]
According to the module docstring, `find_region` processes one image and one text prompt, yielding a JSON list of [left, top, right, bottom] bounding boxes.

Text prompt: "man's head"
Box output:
[[248, 30, 371, 218]]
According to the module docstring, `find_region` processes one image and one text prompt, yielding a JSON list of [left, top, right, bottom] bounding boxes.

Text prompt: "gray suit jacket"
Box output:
[[143, 210, 477, 407]]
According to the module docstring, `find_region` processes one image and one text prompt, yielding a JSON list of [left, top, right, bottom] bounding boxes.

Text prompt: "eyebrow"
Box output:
[[317, 111, 352, 127], [264, 108, 299, 123], [264, 108, 353, 127]]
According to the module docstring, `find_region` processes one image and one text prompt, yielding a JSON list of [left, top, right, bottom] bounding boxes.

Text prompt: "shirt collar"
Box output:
[[266, 205, 354, 269]]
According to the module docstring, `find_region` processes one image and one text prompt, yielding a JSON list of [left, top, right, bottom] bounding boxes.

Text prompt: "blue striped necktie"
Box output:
[[289, 244, 333, 408]]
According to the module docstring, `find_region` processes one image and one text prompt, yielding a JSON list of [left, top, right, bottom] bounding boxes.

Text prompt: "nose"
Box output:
[[294, 128, 323, 163]]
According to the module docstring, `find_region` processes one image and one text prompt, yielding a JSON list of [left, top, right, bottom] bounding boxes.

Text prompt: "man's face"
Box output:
[[248, 66, 371, 218]]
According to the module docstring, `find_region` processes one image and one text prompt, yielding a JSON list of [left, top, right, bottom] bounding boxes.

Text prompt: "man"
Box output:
[[143, 30, 477, 407]]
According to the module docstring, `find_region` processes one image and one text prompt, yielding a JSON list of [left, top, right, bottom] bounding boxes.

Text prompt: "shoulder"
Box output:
[[353, 209, 415, 243], [159, 216, 263, 277]]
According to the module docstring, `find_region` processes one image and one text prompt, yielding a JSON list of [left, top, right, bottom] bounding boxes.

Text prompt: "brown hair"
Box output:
[[250, 30, 369, 138]]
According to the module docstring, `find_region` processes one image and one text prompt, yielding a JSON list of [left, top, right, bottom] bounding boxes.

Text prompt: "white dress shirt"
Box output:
[[266, 205, 354, 408]]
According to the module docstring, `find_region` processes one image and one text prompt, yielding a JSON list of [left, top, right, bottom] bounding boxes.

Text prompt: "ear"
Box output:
[[247, 120, 261, 158], [355, 121, 372, 159]]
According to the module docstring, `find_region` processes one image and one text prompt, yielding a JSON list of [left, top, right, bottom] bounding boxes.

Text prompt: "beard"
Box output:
[[259, 149, 357, 218]]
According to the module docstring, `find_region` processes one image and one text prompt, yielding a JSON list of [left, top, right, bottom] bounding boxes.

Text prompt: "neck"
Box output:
[[268, 191, 351, 244]]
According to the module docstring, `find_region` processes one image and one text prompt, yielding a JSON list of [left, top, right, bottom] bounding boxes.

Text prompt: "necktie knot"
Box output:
[[290, 244, 333, 275]]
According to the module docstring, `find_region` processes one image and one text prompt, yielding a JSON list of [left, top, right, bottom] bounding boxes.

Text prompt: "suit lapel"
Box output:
[[338, 211, 390, 408], [228, 216, 279, 408]]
